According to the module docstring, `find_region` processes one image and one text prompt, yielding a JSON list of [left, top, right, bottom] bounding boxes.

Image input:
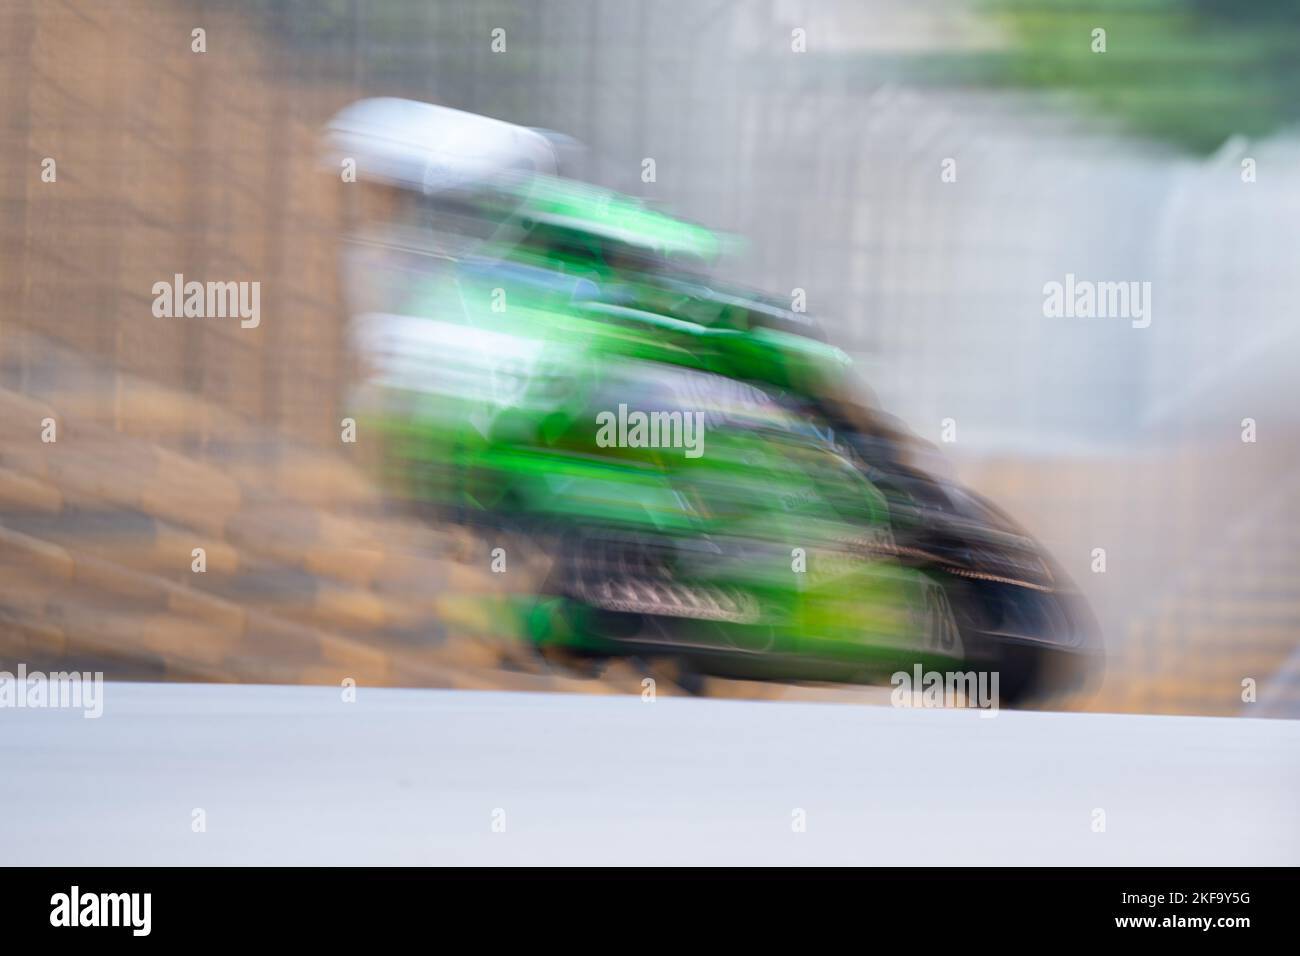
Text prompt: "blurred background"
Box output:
[[2, 0, 1298, 716]]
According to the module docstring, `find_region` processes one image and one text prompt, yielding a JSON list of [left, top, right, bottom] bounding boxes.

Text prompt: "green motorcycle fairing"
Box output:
[[349, 207, 966, 673]]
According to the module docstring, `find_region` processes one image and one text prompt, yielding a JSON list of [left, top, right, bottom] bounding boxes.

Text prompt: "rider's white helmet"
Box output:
[[322, 97, 559, 194]]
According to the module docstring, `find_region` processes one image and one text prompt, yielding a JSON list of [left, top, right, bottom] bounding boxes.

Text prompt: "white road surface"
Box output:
[[1, 682, 1297, 865]]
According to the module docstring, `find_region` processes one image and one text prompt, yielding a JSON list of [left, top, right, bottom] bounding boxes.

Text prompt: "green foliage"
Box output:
[[979, 0, 1300, 151]]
